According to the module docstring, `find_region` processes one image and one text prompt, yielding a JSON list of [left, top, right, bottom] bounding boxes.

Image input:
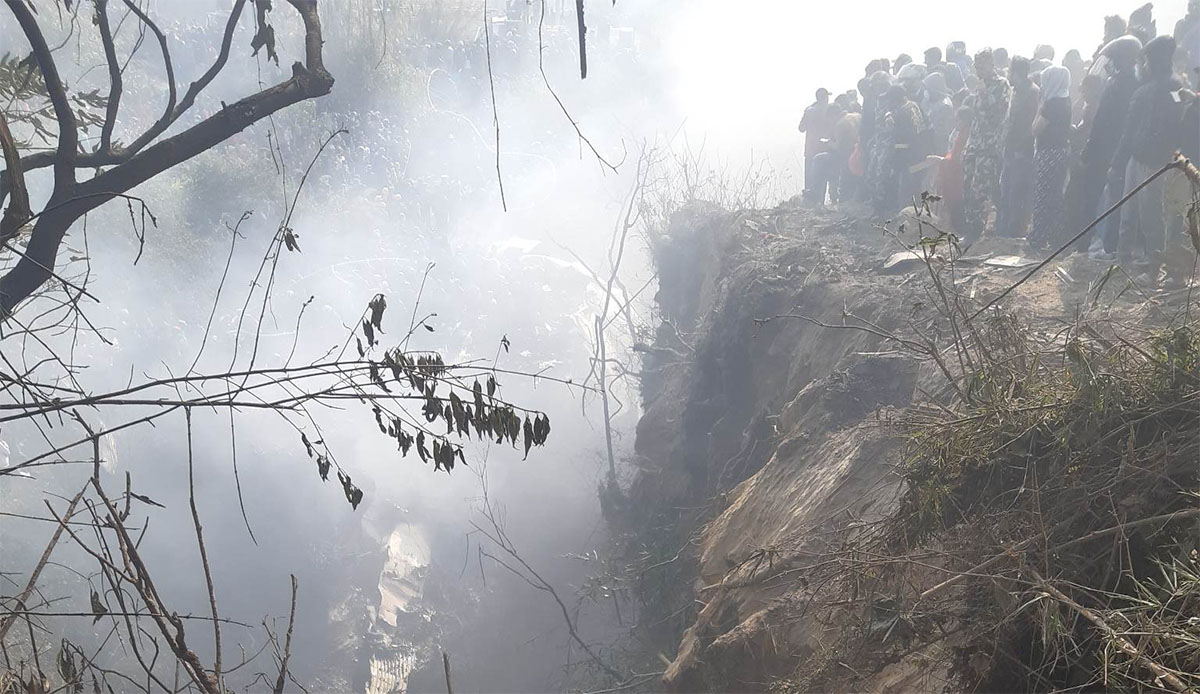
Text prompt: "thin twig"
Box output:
[[185, 409, 221, 690], [538, 0, 624, 173], [272, 575, 297, 694], [483, 0, 506, 211], [0, 484, 86, 642]]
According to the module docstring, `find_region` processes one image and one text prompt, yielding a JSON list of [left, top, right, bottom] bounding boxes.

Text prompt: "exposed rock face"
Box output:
[[630, 203, 925, 691]]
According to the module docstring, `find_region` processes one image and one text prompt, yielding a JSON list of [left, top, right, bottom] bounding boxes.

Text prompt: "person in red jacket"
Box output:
[[936, 106, 974, 237]]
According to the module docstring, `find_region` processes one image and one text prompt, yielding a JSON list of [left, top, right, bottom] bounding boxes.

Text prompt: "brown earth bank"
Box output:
[[614, 196, 1200, 693]]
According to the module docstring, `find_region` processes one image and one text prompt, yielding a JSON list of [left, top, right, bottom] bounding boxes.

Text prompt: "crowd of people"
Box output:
[[799, 2, 1200, 285]]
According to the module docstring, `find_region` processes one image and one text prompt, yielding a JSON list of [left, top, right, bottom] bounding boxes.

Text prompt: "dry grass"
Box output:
[[785, 173, 1200, 691]]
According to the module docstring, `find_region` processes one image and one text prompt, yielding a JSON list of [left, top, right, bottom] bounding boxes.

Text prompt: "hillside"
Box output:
[[617, 192, 1200, 692]]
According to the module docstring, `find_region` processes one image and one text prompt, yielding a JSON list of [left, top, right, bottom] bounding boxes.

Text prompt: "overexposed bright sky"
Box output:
[[663, 0, 1190, 162]]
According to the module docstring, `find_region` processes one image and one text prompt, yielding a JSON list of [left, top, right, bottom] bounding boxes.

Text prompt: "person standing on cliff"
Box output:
[[962, 49, 1011, 243], [1027, 65, 1075, 251], [922, 72, 955, 157], [891, 83, 931, 205], [870, 85, 902, 217], [1072, 35, 1142, 258], [860, 71, 892, 205], [799, 88, 836, 200], [833, 104, 863, 202], [1112, 35, 1186, 280], [996, 56, 1039, 238], [937, 106, 975, 236]]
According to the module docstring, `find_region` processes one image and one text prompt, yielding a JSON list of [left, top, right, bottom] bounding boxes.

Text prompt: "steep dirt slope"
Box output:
[[625, 201, 926, 690], [625, 198, 1129, 692]]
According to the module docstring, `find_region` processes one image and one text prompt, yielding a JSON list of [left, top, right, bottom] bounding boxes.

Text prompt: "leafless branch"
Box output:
[[271, 575, 297, 694]]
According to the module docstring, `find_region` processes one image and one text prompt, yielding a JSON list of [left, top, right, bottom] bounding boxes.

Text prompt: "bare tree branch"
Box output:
[[185, 410, 222, 689], [0, 0, 334, 317], [117, 0, 177, 147], [0, 485, 86, 643], [95, 0, 123, 154], [0, 110, 30, 245], [6, 0, 79, 186]]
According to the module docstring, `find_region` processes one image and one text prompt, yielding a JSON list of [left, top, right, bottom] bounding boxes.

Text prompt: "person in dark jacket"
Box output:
[[996, 57, 1040, 237], [891, 84, 931, 204], [857, 74, 877, 203], [1071, 35, 1142, 257], [1113, 35, 1185, 277], [1027, 66, 1075, 250]]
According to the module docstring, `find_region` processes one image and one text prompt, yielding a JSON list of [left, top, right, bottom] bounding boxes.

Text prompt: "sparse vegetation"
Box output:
[[780, 167, 1200, 691]]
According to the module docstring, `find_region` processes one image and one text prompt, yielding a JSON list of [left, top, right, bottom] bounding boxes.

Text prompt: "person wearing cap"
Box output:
[[799, 88, 836, 200], [1112, 35, 1185, 278]]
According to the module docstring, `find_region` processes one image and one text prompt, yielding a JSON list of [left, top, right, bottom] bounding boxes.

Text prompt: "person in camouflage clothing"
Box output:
[[865, 71, 897, 218], [961, 49, 1010, 243]]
